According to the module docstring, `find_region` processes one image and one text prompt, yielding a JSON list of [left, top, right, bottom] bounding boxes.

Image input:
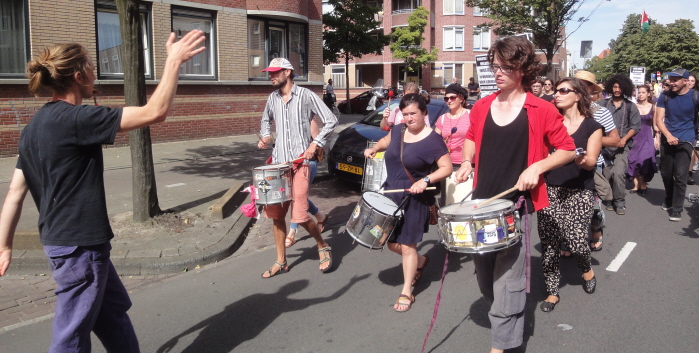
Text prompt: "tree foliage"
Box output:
[[323, 0, 389, 112], [464, 0, 588, 77], [389, 6, 438, 83], [585, 14, 699, 82]]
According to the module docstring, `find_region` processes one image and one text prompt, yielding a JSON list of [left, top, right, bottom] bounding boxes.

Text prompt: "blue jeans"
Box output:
[[290, 160, 319, 230], [45, 243, 139, 353]]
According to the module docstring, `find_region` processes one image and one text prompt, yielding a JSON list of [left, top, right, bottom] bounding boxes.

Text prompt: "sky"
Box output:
[[565, 0, 699, 68]]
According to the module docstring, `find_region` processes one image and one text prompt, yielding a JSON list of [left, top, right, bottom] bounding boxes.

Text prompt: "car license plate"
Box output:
[[337, 162, 363, 175]]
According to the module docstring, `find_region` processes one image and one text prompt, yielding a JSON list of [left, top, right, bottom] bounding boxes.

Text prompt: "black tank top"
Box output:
[[474, 107, 533, 210]]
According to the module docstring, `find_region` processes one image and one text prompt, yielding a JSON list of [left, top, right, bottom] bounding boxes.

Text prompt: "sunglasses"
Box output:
[[555, 87, 577, 95], [544, 83, 552, 86], [489, 64, 515, 74], [443, 95, 460, 102]]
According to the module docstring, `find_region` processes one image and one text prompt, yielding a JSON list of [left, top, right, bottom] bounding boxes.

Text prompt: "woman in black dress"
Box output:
[[364, 94, 452, 312]]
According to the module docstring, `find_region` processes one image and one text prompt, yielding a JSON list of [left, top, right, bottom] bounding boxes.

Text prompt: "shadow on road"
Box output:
[[156, 274, 369, 353], [167, 141, 271, 180]]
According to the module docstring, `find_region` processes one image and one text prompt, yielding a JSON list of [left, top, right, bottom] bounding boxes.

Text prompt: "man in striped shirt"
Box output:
[[257, 58, 338, 278]]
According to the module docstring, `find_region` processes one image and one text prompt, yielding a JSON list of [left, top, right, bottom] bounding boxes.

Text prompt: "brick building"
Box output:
[[322, 0, 568, 99], [0, 0, 325, 157]]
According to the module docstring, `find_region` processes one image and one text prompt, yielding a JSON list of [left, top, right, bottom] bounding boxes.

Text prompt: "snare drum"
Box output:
[[252, 164, 292, 205], [346, 192, 403, 249], [437, 199, 520, 254]]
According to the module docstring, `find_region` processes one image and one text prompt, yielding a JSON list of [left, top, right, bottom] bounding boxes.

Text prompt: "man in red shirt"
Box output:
[[455, 36, 575, 353]]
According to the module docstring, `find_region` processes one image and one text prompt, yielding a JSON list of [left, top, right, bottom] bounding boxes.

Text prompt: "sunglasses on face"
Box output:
[[544, 83, 552, 86], [489, 64, 515, 74], [555, 87, 576, 95], [443, 95, 460, 102]]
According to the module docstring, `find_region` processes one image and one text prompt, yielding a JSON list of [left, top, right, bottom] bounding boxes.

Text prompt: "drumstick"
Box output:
[[380, 187, 436, 194], [458, 189, 475, 203], [474, 186, 518, 209], [267, 156, 305, 168]]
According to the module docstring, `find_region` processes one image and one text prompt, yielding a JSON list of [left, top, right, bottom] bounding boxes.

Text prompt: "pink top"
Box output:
[[435, 110, 470, 164], [387, 106, 430, 126]]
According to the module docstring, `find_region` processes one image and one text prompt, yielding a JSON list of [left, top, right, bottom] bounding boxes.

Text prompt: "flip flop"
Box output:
[[412, 255, 430, 286], [589, 237, 603, 252], [395, 294, 415, 312], [315, 213, 327, 233], [285, 229, 297, 248]]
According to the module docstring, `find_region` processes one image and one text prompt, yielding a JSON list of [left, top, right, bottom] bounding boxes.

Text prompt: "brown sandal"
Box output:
[[395, 294, 415, 312], [412, 255, 429, 286], [318, 246, 332, 273]]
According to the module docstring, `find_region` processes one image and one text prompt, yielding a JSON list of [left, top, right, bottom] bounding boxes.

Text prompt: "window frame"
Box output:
[[473, 6, 489, 16], [443, 26, 464, 51], [247, 16, 309, 82], [0, 0, 30, 78], [94, 0, 153, 79], [441, 63, 463, 86], [172, 6, 217, 80], [473, 26, 491, 51], [443, 0, 464, 15]]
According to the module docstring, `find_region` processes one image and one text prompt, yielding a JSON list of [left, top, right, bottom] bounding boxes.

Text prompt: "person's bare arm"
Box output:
[[577, 129, 603, 171], [516, 149, 575, 191], [455, 139, 475, 183], [0, 169, 29, 276], [119, 30, 207, 132], [602, 128, 620, 148], [655, 106, 678, 144], [408, 154, 453, 194]]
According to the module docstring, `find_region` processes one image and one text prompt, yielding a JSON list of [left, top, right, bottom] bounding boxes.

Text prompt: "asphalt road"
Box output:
[[2, 169, 699, 352]]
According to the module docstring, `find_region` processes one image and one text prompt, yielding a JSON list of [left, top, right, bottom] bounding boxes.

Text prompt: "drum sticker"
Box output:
[[257, 180, 272, 195], [506, 215, 515, 234], [370, 225, 383, 239], [272, 191, 282, 200], [450, 222, 472, 243], [477, 224, 503, 244], [375, 152, 385, 159]]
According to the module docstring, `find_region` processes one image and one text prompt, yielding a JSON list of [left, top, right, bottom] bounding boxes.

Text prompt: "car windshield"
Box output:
[[359, 101, 448, 127]]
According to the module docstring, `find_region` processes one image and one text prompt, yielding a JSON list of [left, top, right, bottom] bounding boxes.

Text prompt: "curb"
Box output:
[[7, 194, 257, 277]]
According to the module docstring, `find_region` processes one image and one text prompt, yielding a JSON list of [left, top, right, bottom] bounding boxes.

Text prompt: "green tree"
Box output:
[[323, 0, 389, 113], [116, 0, 161, 222], [464, 0, 589, 77], [587, 14, 699, 83], [389, 6, 438, 87]]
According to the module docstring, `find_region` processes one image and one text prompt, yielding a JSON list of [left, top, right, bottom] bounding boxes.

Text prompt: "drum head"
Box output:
[[363, 192, 399, 215], [254, 164, 289, 171], [441, 199, 514, 215]]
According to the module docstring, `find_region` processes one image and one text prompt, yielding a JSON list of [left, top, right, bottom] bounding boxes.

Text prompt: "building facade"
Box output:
[[0, 0, 325, 157], [322, 0, 568, 98]]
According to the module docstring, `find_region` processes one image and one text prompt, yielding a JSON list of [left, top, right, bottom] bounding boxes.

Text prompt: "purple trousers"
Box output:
[[45, 243, 140, 353]]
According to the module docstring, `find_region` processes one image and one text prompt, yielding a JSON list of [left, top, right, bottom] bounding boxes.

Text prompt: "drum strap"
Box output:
[[420, 251, 449, 353], [514, 196, 532, 293]]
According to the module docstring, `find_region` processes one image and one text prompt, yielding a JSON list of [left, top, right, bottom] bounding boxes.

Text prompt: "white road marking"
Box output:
[[165, 183, 186, 188], [606, 242, 637, 272]]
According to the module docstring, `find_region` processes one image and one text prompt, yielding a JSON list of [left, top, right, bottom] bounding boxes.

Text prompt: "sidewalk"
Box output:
[[0, 113, 364, 332]]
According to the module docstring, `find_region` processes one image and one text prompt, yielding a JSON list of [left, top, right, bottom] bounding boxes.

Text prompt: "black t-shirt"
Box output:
[[467, 82, 480, 96], [545, 118, 603, 190], [16, 101, 122, 246], [474, 108, 533, 211], [540, 94, 555, 103]]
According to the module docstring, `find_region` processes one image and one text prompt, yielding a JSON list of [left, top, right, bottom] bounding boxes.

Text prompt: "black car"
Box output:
[[337, 90, 384, 114], [327, 99, 450, 185]]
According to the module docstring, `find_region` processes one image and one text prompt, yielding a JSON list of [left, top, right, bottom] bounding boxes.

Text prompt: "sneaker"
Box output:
[[604, 201, 614, 211], [662, 203, 671, 211], [615, 206, 626, 215], [693, 161, 699, 171], [689, 178, 696, 185], [669, 211, 681, 221]]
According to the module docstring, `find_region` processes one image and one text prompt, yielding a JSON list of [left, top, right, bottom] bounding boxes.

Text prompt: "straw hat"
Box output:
[[574, 70, 602, 94]]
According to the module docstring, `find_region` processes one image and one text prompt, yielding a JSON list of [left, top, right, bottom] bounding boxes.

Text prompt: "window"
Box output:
[[96, 0, 152, 78], [473, 6, 489, 16], [443, 27, 464, 51], [393, 0, 420, 14], [442, 63, 463, 86], [0, 0, 28, 76], [248, 18, 308, 80], [443, 0, 464, 15], [473, 27, 491, 51], [172, 7, 215, 78], [331, 66, 346, 88]]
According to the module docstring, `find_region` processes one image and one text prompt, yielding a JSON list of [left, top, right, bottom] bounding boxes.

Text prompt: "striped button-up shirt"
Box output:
[[260, 84, 338, 164]]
